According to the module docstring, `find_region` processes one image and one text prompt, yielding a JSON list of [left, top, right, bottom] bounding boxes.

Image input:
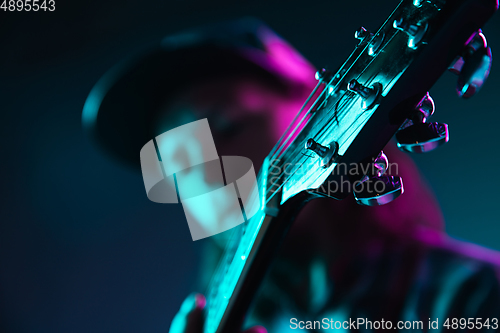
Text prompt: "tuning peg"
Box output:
[[305, 138, 329, 158], [353, 151, 403, 206], [449, 30, 492, 98], [315, 68, 333, 82], [366, 150, 388, 179], [355, 26, 372, 41], [396, 122, 449, 153], [393, 17, 428, 48], [373, 151, 388, 176], [347, 79, 382, 110], [395, 93, 449, 153], [457, 45, 492, 98], [354, 27, 384, 56], [398, 92, 435, 127], [413, 91, 435, 122], [354, 175, 404, 206], [305, 138, 340, 168]]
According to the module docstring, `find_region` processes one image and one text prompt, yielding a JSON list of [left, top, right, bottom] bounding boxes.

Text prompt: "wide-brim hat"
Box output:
[[82, 18, 315, 168]]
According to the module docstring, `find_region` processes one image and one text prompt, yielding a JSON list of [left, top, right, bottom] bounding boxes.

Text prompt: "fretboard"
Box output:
[[203, 157, 275, 333]]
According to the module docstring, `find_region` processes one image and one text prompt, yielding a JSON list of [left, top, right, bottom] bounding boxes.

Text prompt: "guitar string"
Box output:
[[264, 26, 379, 164], [208, 24, 402, 316], [205, 1, 404, 325], [263, 0, 404, 201], [267, 0, 402, 168], [263, 23, 401, 204], [263, 66, 376, 201], [264, 47, 395, 204], [205, 86, 363, 319], [265, 37, 374, 167], [205, 88, 363, 323], [281, 22, 403, 187], [277, 28, 400, 181], [265, 0, 401, 167], [265, 79, 334, 167], [298, 0, 403, 148], [267, 81, 324, 158], [266, 64, 355, 164]]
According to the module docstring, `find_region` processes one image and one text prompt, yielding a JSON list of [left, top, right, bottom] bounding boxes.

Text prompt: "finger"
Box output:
[[169, 293, 206, 333], [185, 294, 206, 333]]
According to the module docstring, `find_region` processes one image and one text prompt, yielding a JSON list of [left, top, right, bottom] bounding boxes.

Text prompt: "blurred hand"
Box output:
[[169, 293, 266, 333]]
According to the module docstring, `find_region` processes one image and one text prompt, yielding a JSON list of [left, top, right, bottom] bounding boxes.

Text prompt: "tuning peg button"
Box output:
[[396, 92, 448, 153], [315, 68, 333, 82], [414, 92, 435, 122], [358, 151, 389, 184], [457, 45, 492, 98], [400, 92, 435, 129], [371, 151, 388, 178], [449, 30, 492, 98], [354, 175, 404, 206], [396, 122, 449, 153]]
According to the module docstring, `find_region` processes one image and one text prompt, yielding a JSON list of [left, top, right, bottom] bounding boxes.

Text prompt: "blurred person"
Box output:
[[83, 19, 500, 332]]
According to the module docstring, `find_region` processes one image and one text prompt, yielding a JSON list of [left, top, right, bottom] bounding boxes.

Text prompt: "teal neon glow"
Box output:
[[431, 263, 475, 331], [82, 63, 125, 130], [204, 211, 266, 333], [204, 164, 269, 333]]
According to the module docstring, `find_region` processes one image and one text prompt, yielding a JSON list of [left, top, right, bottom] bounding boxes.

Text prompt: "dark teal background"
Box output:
[[1, 0, 499, 332]]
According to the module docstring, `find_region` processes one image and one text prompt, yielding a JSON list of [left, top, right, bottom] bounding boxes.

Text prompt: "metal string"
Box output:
[[263, 11, 402, 204]]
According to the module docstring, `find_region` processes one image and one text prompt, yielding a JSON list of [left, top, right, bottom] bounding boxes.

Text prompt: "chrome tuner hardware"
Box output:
[[305, 139, 328, 157], [354, 151, 403, 206], [354, 27, 384, 56], [358, 151, 388, 184], [355, 27, 372, 41], [393, 17, 428, 48], [449, 30, 492, 98], [413, 91, 435, 121], [305, 139, 340, 168], [315, 68, 333, 82], [396, 93, 449, 153], [413, 0, 423, 7], [396, 122, 449, 153], [372, 151, 388, 177], [354, 175, 404, 206], [400, 92, 435, 130], [347, 79, 382, 110]]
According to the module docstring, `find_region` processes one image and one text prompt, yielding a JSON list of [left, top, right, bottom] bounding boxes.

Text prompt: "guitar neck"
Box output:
[[203, 0, 499, 331], [203, 156, 313, 333]]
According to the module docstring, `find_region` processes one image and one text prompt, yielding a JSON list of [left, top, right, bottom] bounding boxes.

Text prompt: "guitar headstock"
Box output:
[[264, 0, 498, 207]]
